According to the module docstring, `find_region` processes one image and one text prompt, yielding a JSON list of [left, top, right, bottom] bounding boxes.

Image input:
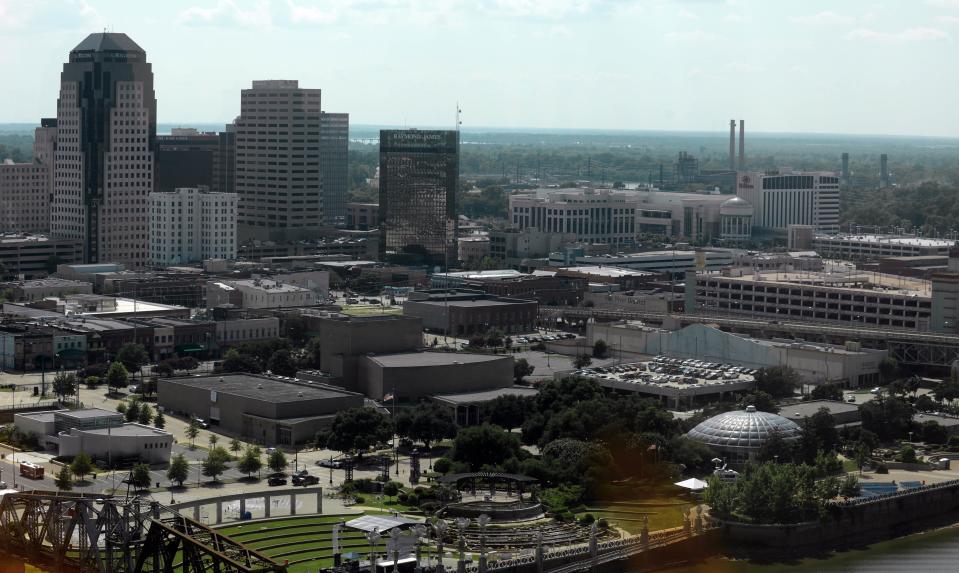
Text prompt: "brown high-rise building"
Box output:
[[234, 80, 323, 242]]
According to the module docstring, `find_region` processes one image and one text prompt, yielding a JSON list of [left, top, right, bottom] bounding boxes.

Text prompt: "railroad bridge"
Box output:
[[0, 490, 284, 573]]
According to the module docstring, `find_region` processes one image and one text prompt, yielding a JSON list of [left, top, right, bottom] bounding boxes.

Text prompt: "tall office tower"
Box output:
[[213, 125, 236, 195], [50, 33, 156, 268], [156, 128, 219, 192], [736, 171, 840, 234], [149, 187, 238, 265], [379, 129, 459, 267], [34, 118, 58, 166], [234, 80, 323, 242], [841, 152, 850, 186], [320, 112, 349, 225], [880, 153, 889, 188]]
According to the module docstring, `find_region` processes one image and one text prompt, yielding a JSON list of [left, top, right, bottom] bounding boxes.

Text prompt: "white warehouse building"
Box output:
[[150, 187, 238, 265]]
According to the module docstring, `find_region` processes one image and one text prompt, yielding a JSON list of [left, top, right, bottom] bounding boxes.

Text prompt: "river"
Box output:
[[665, 525, 959, 573]]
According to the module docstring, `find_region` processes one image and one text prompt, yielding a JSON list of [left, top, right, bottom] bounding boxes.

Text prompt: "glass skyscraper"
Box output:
[[378, 129, 459, 268]]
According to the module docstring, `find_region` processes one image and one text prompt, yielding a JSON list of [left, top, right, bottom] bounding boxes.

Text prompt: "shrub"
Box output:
[[433, 457, 452, 474], [900, 446, 918, 464], [406, 493, 420, 506], [598, 519, 610, 529], [579, 513, 595, 525], [421, 501, 441, 514], [398, 492, 409, 504], [875, 463, 889, 474], [354, 495, 366, 504]]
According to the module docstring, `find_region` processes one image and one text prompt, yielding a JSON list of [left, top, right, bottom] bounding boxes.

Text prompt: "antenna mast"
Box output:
[[456, 102, 462, 131]]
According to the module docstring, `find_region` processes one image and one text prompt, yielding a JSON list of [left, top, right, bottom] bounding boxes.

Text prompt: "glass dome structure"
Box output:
[[687, 405, 801, 452]]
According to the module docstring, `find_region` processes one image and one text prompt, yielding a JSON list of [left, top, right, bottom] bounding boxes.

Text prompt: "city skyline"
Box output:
[[1, 0, 958, 137]]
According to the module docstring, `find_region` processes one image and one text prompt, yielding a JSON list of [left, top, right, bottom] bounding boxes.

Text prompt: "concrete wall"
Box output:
[[13, 412, 58, 445], [359, 354, 513, 400], [319, 316, 423, 386], [717, 479, 959, 548]]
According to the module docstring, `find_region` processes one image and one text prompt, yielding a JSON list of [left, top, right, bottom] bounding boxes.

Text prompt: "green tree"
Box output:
[[52, 372, 78, 401], [839, 474, 861, 498], [85, 375, 100, 389], [137, 404, 153, 425], [106, 362, 130, 394], [482, 394, 531, 431], [154, 410, 165, 429], [592, 340, 608, 358], [452, 424, 522, 471], [70, 452, 93, 481], [124, 401, 141, 423], [878, 356, 899, 384], [797, 408, 840, 465], [737, 390, 779, 413], [326, 407, 394, 458], [130, 463, 152, 491], [860, 395, 914, 441], [186, 418, 200, 449], [513, 358, 535, 382], [810, 384, 843, 401], [202, 447, 231, 482], [116, 343, 150, 375], [208, 434, 219, 449], [268, 449, 288, 475], [221, 348, 263, 374], [229, 438, 243, 457], [267, 349, 297, 377], [756, 429, 796, 463], [383, 480, 401, 502], [754, 366, 801, 398], [573, 354, 592, 369], [167, 454, 189, 487], [55, 466, 73, 491], [396, 402, 457, 450], [238, 447, 263, 477]]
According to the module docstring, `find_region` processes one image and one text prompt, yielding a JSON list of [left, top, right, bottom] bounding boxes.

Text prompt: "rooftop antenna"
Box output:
[[456, 102, 462, 131]]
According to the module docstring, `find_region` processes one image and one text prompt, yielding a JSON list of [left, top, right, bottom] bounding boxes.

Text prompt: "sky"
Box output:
[[1, 0, 959, 137]]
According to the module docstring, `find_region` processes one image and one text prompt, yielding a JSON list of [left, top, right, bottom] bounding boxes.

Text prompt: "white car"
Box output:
[[870, 387, 881, 395], [845, 394, 856, 403]]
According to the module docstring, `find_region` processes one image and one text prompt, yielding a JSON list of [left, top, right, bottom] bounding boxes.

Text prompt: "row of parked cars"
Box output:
[[515, 333, 577, 344], [268, 470, 320, 487]]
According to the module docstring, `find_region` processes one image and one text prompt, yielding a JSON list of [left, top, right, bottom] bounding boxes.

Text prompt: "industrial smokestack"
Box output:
[[738, 120, 745, 170], [729, 119, 736, 171]]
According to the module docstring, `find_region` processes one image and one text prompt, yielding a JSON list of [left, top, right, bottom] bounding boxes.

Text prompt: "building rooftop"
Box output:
[[161, 374, 361, 403], [815, 234, 955, 248], [559, 266, 658, 278], [229, 279, 311, 293], [780, 400, 860, 420], [58, 408, 122, 420], [5, 279, 89, 289], [79, 423, 171, 437], [72, 32, 144, 54], [16, 410, 62, 423], [366, 351, 510, 368], [687, 406, 802, 451], [706, 269, 932, 297], [432, 386, 538, 405]]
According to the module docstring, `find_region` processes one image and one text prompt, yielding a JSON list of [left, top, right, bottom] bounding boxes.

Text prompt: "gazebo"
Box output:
[[437, 472, 543, 521], [436, 472, 538, 498]]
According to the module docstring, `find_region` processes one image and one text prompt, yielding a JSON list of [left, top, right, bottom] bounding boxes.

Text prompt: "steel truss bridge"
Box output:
[[0, 491, 284, 573], [541, 307, 959, 367]]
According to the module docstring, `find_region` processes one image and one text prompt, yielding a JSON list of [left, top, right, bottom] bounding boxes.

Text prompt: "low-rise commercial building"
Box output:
[[550, 250, 733, 279], [358, 351, 513, 401], [215, 317, 281, 349], [489, 227, 575, 270], [457, 236, 491, 266], [781, 400, 861, 427], [554, 266, 661, 292], [158, 374, 365, 445], [403, 289, 537, 335], [809, 234, 954, 261], [345, 202, 379, 231], [14, 408, 172, 465], [1, 279, 92, 302], [587, 322, 886, 388], [206, 278, 316, 309], [686, 268, 933, 331], [316, 315, 424, 389], [431, 270, 586, 306], [150, 187, 238, 265], [431, 387, 538, 426], [0, 235, 83, 279]]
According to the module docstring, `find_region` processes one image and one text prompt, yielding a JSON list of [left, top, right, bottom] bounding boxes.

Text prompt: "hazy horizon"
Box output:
[[2, 0, 959, 137]]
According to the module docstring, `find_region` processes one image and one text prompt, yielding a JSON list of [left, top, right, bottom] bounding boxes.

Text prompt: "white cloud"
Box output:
[[0, 0, 34, 29], [677, 8, 697, 20], [287, 0, 339, 24], [937, 14, 959, 23], [722, 12, 746, 23], [791, 11, 855, 25], [178, 0, 272, 27], [927, 0, 959, 7], [486, 0, 593, 19], [847, 27, 949, 42], [666, 29, 715, 42]]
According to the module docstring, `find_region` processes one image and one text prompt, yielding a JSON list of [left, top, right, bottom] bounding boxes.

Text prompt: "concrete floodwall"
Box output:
[[717, 479, 959, 548]]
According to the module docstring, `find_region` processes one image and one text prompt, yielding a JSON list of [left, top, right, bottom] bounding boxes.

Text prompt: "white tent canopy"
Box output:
[[674, 478, 709, 491], [344, 515, 417, 533]]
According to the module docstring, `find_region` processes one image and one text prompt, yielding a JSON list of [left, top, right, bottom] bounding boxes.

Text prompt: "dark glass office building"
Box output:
[[156, 130, 218, 192], [51, 32, 156, 267], [378, 129, 458, 268]]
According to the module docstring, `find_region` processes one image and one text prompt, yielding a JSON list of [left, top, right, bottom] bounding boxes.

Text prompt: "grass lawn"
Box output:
[[579, 495, 693, 533], [340, 305, 402, 317]]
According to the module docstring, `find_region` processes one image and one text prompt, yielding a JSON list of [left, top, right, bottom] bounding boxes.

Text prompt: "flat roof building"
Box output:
[[359, 351, 513, 401], [736, 171, 840, 234], [158, 373, 364, 445], [432, 386, 538, 426], [809, 234, 954, 262], [404, 289, 537, 335], [781, 400, 861, 426]]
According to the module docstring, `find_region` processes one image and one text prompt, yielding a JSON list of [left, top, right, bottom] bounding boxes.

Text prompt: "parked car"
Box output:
[[268, 476, 287, 486], [317, 459, 343, 469], [845, 394, 857, 403], [292, 471, 320, 486], [194, 418, 210, 429]]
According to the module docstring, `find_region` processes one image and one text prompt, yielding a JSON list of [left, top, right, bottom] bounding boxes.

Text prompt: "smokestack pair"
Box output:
[[729, 119, 745, 171]]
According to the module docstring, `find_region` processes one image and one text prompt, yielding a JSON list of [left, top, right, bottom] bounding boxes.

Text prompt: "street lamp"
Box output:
[[413, 524, 427, 572], [366, 527, 381, 573], [477, 514, 490, 573], [455, 517, 470, 573], [434, 519, 448, 573]]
